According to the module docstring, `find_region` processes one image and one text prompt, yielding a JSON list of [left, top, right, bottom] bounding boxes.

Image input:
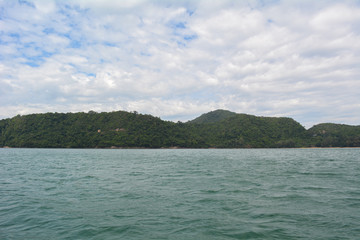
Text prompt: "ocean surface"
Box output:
[[1, 148, 360, 240]]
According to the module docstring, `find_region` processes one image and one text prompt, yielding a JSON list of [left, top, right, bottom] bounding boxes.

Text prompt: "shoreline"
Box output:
[[1, 146, 360, 149]]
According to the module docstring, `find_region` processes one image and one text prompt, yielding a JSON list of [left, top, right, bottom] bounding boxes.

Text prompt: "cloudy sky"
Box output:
[[1, 0, 360, 128]]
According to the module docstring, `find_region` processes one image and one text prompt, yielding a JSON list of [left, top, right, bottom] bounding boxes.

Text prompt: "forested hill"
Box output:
[[307, 123, 360, 147], [187, 113, 307, 148], [187, 109, 237, 124], [0, 110, 359, 148]]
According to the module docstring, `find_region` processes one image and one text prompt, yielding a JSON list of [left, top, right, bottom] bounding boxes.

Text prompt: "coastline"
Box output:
[[2, 146, 360, 149]]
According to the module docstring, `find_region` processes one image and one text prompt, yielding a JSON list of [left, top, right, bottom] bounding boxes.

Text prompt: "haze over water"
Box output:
[[1, 148, 360, 239]]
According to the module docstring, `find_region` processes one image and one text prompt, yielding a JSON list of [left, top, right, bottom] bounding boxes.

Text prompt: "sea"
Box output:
[[1, 148, 359, 239]]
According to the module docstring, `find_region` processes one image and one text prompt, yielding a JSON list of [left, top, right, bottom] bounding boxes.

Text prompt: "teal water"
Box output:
[[1, 149, 360, 239]]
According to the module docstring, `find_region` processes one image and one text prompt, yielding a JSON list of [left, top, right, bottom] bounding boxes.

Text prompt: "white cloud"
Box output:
[[0, 0, 360, 128], [310, 4, 360, 32], [33, 0, 56, 14]]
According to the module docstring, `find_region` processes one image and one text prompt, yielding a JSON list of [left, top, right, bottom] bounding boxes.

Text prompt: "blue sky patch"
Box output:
[[174, 22, 186, 29], [69, 40, 81, 48], [18, 0, 35, 8], [87, 73, 96, 77], [183, 35, 197, 41], [43, 28, 55, 34], [186, 9, 195, 16], [24, 61, 40, 67]]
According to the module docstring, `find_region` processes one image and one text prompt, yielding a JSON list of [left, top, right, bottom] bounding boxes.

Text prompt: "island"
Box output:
[[0, 109, 359, 148]]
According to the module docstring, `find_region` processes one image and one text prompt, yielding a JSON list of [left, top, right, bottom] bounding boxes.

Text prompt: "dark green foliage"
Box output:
[[307, 123, 360, 147], [187, 109, 237, 124], [187, 114, 307, 148], [0, 110, 359, 148], [0, 111, 202, 148]]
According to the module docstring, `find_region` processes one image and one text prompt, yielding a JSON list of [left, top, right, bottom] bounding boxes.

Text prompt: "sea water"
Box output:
[[1, 148, 360, 239]]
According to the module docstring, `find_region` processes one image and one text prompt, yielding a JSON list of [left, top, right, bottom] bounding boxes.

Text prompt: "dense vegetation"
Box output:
[[0, 111, 202, 148], [307, 123, 360, 147], [188, 112, 307, 148], [187, 109, 237, 124], [0, 109, 359, 148]]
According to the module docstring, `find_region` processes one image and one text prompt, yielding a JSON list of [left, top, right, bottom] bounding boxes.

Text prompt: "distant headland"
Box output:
[[0, 109, 359, 148]]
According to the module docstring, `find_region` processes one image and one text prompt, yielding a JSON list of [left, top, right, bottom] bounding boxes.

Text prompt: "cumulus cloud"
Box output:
[[0, 0, 360, 127]]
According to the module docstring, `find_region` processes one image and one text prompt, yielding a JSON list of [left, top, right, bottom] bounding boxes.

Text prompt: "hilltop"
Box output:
[[0, 110, 359, 148], [187, 109, 237, 124]]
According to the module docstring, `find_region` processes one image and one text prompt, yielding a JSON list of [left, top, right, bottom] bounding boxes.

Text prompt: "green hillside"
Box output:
[[307, 123, 360, 147], [0, 111, 202, 148], [0, 110, 359, 148], [188, 113, 307, 148], [187, 109, 237, 124]]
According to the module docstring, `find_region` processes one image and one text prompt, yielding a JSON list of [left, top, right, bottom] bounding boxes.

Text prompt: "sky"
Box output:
[[1, 0, 360, 128]]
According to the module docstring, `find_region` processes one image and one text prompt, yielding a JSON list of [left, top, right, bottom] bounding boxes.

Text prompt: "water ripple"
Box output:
[[1, 148, 360, 239]]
